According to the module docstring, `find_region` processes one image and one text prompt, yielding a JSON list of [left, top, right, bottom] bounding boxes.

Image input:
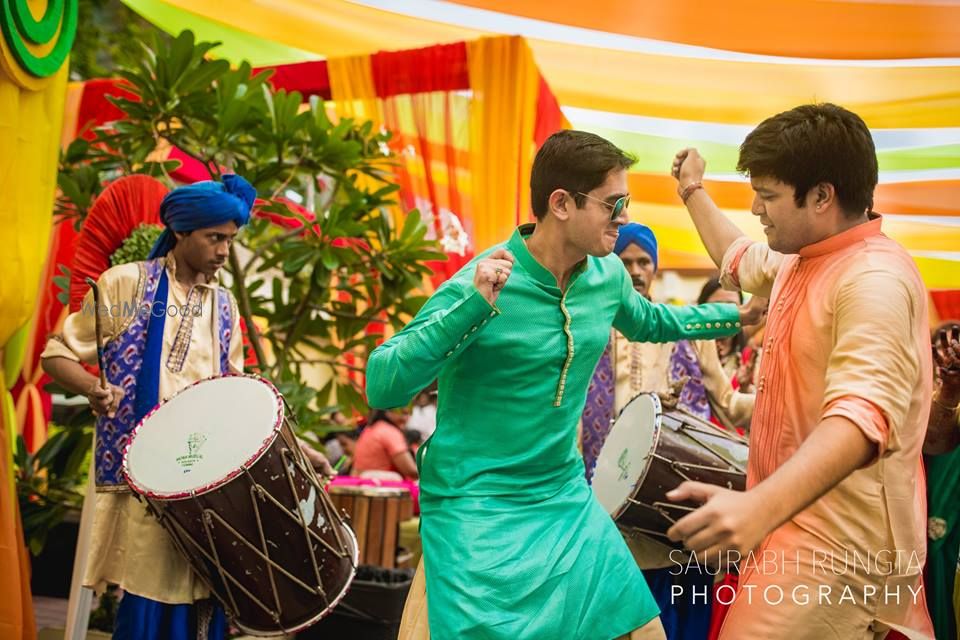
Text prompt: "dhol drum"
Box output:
[[123, 374, 358, 636], [328, 483, 415, 568], [591, 392, 748, 547]]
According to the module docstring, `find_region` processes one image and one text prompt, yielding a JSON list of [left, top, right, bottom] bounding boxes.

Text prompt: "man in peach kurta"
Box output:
[[664, 104, 934, 639]]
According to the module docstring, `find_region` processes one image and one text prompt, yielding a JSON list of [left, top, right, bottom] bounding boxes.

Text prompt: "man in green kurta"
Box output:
[[366, 131, 756, 640]]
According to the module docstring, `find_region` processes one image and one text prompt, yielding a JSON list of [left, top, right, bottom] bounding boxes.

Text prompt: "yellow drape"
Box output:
[[467, 35, 540, 251], [327, 53, 381, 126], [141, 0, 960, 127], [0, 2, 73, 636]]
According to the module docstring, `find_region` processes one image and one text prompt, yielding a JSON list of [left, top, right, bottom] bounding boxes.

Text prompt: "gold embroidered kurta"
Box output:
[[41, 256, 243, 604]]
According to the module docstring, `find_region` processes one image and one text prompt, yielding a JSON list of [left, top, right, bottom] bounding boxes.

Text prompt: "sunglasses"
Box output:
[[574, 191, 631, 221]]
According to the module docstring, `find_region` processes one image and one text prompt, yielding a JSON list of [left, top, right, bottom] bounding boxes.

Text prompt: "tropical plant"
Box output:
[[56, 30, 445, 438], [15, 421, 93, 555]]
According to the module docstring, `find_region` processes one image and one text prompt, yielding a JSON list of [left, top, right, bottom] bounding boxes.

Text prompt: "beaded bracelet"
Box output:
[[679, 181, 704, 203]]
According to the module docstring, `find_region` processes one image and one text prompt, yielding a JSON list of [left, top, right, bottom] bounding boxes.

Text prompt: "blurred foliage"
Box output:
[[70, 0, 170, 81], [111, 223, 165, 265], [15, 422, 93, 556]]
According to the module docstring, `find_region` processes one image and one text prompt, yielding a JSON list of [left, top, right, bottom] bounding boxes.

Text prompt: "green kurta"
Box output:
[[367, 225, 742, 640]]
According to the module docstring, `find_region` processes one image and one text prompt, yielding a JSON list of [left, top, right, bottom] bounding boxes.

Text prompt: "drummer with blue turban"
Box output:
[[42, 175, 256, 639], [583, 221, 756, 640]]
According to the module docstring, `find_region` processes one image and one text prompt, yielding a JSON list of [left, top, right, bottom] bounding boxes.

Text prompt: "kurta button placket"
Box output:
[[555, 286, 579, 406]]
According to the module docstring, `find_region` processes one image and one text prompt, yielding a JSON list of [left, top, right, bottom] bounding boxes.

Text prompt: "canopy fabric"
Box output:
[[123, 0, 960, 126], [121, 0, 960, 289], [446, 0, 960, 60]]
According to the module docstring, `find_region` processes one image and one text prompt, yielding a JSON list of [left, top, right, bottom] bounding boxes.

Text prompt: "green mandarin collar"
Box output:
[[507, 224, 588, 293]]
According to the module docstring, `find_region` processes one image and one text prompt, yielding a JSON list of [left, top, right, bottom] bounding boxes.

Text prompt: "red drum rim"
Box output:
[[121, 373, 284, 501]]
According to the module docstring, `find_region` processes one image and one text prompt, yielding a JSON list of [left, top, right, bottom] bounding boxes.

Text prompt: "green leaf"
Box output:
[[400, 209, 422, 241], [178, 59, 230, 94], [320, 248, 339, 271]]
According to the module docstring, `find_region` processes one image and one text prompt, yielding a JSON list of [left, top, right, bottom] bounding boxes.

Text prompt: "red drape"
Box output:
[[931, 290, 960, 323]]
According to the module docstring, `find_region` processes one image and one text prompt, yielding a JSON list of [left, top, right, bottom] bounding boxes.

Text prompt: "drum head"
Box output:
[[124, 375, 283, 498], [592, 393, 660, 518]]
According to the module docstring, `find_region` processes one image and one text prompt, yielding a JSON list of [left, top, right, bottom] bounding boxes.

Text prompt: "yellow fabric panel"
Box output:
[[60, 80, 84, 147], [149, 0, 960, 127], [328, 52, 400, 228], [2, 325, 28, 391], [467, 35, 539, 251], [0, 63, 68, 348], [913, 257, 960, 290], [532, 39, 960, 128], [327, 52, 381, 124], [153, 0, 482, 57], [451, 0, 960, 60]]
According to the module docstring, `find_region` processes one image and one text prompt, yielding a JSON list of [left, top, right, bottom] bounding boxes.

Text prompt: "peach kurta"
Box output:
[[717, 217, 934, 639]]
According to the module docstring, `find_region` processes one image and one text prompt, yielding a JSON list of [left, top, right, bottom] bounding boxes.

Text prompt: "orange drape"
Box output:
[[466, 35, 540, 250]]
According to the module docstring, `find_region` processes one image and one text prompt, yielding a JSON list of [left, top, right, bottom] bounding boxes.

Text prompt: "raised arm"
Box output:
[[671, 148, 748, 268], [613, 269, 759, 344], [365, 249, 514, 409], [614, 296, 741, 344]]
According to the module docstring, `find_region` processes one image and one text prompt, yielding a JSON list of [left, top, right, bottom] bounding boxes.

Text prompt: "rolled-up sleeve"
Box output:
[[822, 396, 891, 459], [719, 237, 784, 298]]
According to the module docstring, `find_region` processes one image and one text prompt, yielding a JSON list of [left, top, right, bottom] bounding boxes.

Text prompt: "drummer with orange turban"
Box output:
[[41, 175, 254, 640]]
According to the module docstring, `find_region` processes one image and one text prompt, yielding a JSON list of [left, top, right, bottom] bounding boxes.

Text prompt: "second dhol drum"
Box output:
[[591, 392, 748, 547], [123, 374, 358, 636]]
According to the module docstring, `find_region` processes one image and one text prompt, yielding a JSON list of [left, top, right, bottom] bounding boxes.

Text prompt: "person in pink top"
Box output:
[[353, 409, 419, 480], [664, 103, 935, 639]]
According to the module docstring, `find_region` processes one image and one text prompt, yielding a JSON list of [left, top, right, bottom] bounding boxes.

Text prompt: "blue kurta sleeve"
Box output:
[[612, 266, 742, 342], [366, 271, 499, 408]]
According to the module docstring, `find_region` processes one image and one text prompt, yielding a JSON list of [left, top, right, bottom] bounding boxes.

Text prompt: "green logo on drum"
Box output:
[[617, 448, 630, 482], [175, 432, 207, 472]]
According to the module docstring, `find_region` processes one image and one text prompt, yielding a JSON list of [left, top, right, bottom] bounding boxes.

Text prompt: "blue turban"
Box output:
[[614, 222, 658, 271], [148, 174, 256, 259]]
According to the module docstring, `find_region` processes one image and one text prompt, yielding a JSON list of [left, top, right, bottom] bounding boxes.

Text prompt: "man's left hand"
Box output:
[[738, 296, 768, 328], [666, 481, 777, 561], [298, 439, 337, 477]]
